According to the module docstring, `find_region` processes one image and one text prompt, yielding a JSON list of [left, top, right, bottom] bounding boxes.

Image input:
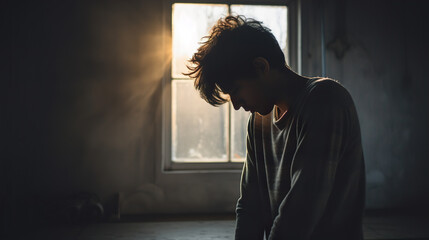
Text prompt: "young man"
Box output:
[[186, 16, 365, 240]]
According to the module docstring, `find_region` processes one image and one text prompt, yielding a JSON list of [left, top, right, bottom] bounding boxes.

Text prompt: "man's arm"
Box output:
[[235, 114, 265, 240], [268, 82, 352, 240]]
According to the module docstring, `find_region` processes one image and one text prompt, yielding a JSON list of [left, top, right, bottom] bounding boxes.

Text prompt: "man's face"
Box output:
[[226, 76, 275, 116]]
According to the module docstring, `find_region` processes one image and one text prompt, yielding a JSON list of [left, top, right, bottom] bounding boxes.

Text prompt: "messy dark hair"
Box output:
[[185, 15, 287, 106]]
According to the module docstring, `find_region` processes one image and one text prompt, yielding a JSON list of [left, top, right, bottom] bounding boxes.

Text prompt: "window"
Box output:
[[163, 2, 288, 171]]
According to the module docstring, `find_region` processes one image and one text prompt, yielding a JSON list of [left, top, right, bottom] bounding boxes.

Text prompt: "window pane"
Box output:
[[231, 108, 250, 162], [172, 80, 228, 162], [230, 5, 288, 62], [172, 3, 228, 78]]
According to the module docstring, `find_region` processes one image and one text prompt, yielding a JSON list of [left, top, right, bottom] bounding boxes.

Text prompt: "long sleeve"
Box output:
[[268, 82, 355, 240], [235, 114, 265, 240]]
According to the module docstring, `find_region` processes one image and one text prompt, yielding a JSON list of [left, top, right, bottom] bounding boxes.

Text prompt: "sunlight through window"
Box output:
[[171, 3, 287, 164]]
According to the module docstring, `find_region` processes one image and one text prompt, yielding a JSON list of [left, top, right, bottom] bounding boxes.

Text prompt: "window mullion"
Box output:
[[228, 102, 232, 162], [227, 2, 232, 163]]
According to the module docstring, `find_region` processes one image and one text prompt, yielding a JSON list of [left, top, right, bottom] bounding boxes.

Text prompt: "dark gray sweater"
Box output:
[[235, 78, 366, 240]]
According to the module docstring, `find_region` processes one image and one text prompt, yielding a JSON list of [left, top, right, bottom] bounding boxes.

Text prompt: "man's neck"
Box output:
[[274, 71, 309, 115]]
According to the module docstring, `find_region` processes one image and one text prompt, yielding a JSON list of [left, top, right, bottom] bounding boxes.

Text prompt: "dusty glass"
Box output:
[[231, 109, 250, 161], [231, 5, 288, 62], [170, 4, 288, 164], [172, 80, 228, 162], [172, 3, 228, 78]]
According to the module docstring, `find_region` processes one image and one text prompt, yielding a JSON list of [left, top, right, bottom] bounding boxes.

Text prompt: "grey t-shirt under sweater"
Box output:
[[235, 78, 366, 240]]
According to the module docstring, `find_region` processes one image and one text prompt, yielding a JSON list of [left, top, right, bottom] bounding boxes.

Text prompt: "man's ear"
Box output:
[[253, 57, 270, 75]]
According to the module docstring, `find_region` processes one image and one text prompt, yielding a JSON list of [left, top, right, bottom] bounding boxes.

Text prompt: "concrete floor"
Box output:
[[6, 211, 429, 240]]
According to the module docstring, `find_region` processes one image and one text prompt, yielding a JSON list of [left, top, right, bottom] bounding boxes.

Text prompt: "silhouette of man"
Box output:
[[186, 16, 365, 240]]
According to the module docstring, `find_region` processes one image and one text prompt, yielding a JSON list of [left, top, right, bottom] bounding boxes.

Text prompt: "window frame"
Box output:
[[162, 0, 298, 171]]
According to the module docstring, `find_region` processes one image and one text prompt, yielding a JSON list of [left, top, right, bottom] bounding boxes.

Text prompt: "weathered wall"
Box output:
[[300, 0, 429, 209], [322, 0, 429, 209], [2, 0, 429, 232], [2, 0, 241, 231], [2, 0, 168, 229]]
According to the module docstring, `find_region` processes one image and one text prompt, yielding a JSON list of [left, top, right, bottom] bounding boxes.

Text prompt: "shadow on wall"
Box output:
[[2, 0, 171, 232]]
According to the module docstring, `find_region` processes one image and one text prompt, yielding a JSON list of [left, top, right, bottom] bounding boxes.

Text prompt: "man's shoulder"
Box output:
[[306, 77, 351, 104], [309, 77, 345, 94]]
